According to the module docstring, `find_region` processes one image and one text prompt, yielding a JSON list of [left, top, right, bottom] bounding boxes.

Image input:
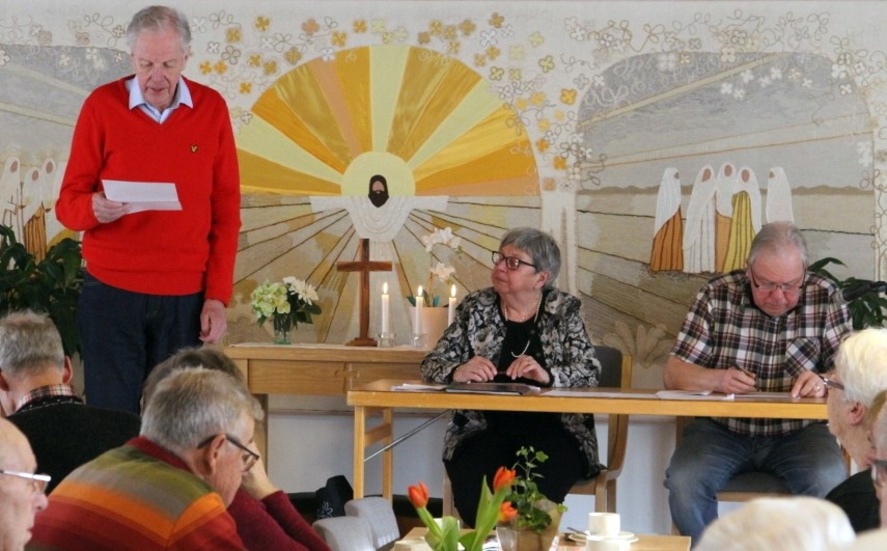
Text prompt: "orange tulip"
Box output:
[[498, 501, 518, 523], [493, 466, 516, 492], [408, 481, 429, 508]]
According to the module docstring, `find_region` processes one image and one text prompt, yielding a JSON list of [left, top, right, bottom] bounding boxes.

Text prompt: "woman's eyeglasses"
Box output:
[[492, 251, 536, 271], [0, 469, 51, 494]]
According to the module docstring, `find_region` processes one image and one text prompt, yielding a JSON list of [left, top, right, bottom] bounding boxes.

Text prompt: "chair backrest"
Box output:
[[345, 496, 401, 550], [595, 345, 632, 478], [313, 515, 376, 551]]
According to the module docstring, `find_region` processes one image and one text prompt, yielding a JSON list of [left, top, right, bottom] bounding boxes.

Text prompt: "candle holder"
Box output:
[[377, 332, 397, 348], [410, 333, 427, 349]]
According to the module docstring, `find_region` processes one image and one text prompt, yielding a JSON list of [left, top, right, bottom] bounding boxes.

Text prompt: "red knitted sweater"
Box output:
[[55, 76, 240, 303]]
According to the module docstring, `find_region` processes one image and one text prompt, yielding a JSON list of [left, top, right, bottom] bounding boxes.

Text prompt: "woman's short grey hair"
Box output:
[[747, 221, 809, 267], [835, 328, 887, 407], [126, 5, 191, 54], [140, 368, 263, 456], [500, 227, 561, 289], [0, 310, 65, 377]]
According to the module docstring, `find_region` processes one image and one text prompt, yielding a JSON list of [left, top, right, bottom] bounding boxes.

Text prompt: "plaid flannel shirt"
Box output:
[[671, 269, 852, 436]]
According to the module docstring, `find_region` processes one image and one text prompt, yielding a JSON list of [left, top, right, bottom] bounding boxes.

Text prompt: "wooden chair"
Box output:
[[441, 346, 632, 516], [567, 345, 632, 512]]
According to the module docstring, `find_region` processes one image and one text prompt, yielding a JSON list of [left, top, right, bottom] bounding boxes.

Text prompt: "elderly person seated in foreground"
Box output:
[[867, 388, 887, 529], [30, 368, 260, 550], [421, 227, 601, 525], [825, 328, 887, 532], [0, 310, 140, 494], [0, 417, 49, 551], [695, 496, 855, 551], [142, 347, 330, 551]]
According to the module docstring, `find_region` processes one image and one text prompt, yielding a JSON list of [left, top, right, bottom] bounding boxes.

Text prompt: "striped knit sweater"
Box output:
[[28, 437, 244, 550]]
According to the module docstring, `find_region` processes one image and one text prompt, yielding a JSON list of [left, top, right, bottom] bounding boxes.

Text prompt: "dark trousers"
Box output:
[[444, 427, 584, 527], [78, 272, 204, 414]]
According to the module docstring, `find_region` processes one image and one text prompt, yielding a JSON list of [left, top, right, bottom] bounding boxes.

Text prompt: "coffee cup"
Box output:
[[587, 512, 620, 537]]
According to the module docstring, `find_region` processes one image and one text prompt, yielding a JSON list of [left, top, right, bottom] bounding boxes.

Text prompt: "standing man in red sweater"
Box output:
[[55, 5, 241, 413]]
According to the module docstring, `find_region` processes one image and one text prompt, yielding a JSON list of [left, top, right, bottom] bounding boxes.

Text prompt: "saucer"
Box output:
[[566, 531, 637, 544]]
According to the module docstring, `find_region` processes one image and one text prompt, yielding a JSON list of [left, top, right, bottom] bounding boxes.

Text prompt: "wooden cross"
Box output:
[[337, 238, 392, 346]]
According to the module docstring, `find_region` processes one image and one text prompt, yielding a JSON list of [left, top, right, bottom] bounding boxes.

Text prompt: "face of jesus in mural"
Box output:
[[130, 27, 189, 112]]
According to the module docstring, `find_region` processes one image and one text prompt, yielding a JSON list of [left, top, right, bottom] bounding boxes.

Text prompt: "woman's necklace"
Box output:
[[503, 295, 542, 358]]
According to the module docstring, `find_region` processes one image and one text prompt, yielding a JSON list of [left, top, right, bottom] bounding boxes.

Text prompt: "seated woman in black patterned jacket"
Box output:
[[421, 226, 602, 526]]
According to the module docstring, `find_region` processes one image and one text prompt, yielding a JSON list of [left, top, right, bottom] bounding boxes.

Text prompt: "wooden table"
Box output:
[[346, 379, 828, 499], [225, 344, 425, 457], [400, 527, 691, 551]]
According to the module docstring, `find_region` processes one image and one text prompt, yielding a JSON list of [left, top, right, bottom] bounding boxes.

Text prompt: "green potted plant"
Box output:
[[497, 446, 567, 551], [809, 256, 887, 329], [0, 224, 84, 356]]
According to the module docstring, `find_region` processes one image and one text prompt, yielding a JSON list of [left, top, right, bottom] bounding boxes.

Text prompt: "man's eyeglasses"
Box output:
[[0, 469, 51, 494], [492, 251, 536, 271], [819, 375, 845, 392], [198, 434, 260, 472], [747, 268, 806, 294], [872, 458, 887, 488]]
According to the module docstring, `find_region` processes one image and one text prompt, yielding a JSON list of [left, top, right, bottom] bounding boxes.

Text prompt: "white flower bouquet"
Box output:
[[251, 277, 321, 342]]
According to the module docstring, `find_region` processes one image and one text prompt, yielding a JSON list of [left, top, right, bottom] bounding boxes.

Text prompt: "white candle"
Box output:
[[448, 284, 457, 325], [414, 285, 424, 334], [381, 282, 390, 334]]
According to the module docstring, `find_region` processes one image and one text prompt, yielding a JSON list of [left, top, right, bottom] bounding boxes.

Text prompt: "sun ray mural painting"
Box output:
[[234, 44, 539, 343]]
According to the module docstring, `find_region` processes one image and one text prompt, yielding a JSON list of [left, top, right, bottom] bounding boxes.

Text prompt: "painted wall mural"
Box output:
[[2, 1, 887, 387]]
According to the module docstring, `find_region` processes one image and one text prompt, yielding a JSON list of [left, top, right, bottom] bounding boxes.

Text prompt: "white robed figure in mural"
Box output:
[[722, 166, 763, 272], [650, 167, 683, 272], [766, 167, 794, 223], [714, 162, 738, 272], [683, 164, 717, 274]]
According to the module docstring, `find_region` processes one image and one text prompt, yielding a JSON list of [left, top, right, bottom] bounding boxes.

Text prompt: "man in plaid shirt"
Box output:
[[664, 221, 851, 542]]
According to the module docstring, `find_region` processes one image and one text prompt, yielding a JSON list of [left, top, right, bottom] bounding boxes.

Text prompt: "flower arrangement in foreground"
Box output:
[[250, 276, 321, 343], [503, 446, 567, 533], [408, 447, 565, 551], [408, 226, 462, 307], [409, 466, 516, 551]]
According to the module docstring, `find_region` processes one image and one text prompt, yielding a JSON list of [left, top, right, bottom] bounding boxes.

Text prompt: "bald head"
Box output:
[[0, 417, 48, 550]]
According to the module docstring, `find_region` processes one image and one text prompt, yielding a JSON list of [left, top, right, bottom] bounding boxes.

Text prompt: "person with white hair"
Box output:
[[54, 4, 241, 414], [695, 497, 855, 551], [30, 368, 262, 550], [0, 417, 49, 551], [824, 328, 887, 531]]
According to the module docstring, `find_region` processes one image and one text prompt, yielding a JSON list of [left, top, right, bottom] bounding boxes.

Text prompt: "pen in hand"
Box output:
[[737, 368, 757, 390]]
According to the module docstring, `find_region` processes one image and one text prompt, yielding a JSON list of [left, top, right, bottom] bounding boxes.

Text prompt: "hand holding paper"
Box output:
[[102, 179, 181, 214]]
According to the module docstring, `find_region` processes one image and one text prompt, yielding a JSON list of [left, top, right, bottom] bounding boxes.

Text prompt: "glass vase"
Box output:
[[272, 314, 294, 345]]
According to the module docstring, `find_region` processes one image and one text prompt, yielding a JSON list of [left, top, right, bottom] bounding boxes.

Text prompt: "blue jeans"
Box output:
[[664, 418, 845, 543], [78, 272, 204, 414]]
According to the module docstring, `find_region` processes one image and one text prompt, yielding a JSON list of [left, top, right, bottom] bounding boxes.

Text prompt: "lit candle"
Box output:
[[448, 284, 457, 325], [414, 285, 424, 334], [381, 282, 390, 335]]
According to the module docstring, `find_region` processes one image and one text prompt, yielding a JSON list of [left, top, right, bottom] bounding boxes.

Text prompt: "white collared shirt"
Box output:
[[126, 76, 193, 123]]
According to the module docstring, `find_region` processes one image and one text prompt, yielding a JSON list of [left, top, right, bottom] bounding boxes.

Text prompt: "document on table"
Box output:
[[544, 389, 658, 398], [656, 390, 734, 401], [390, 383, 446, 392], [102, 180, 181, 213], [655, 390, 796, 401]]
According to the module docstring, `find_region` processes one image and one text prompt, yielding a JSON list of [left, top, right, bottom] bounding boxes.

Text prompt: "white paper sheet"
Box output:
[[102, 179, 181, 213], [655, 390, 735, 401]]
